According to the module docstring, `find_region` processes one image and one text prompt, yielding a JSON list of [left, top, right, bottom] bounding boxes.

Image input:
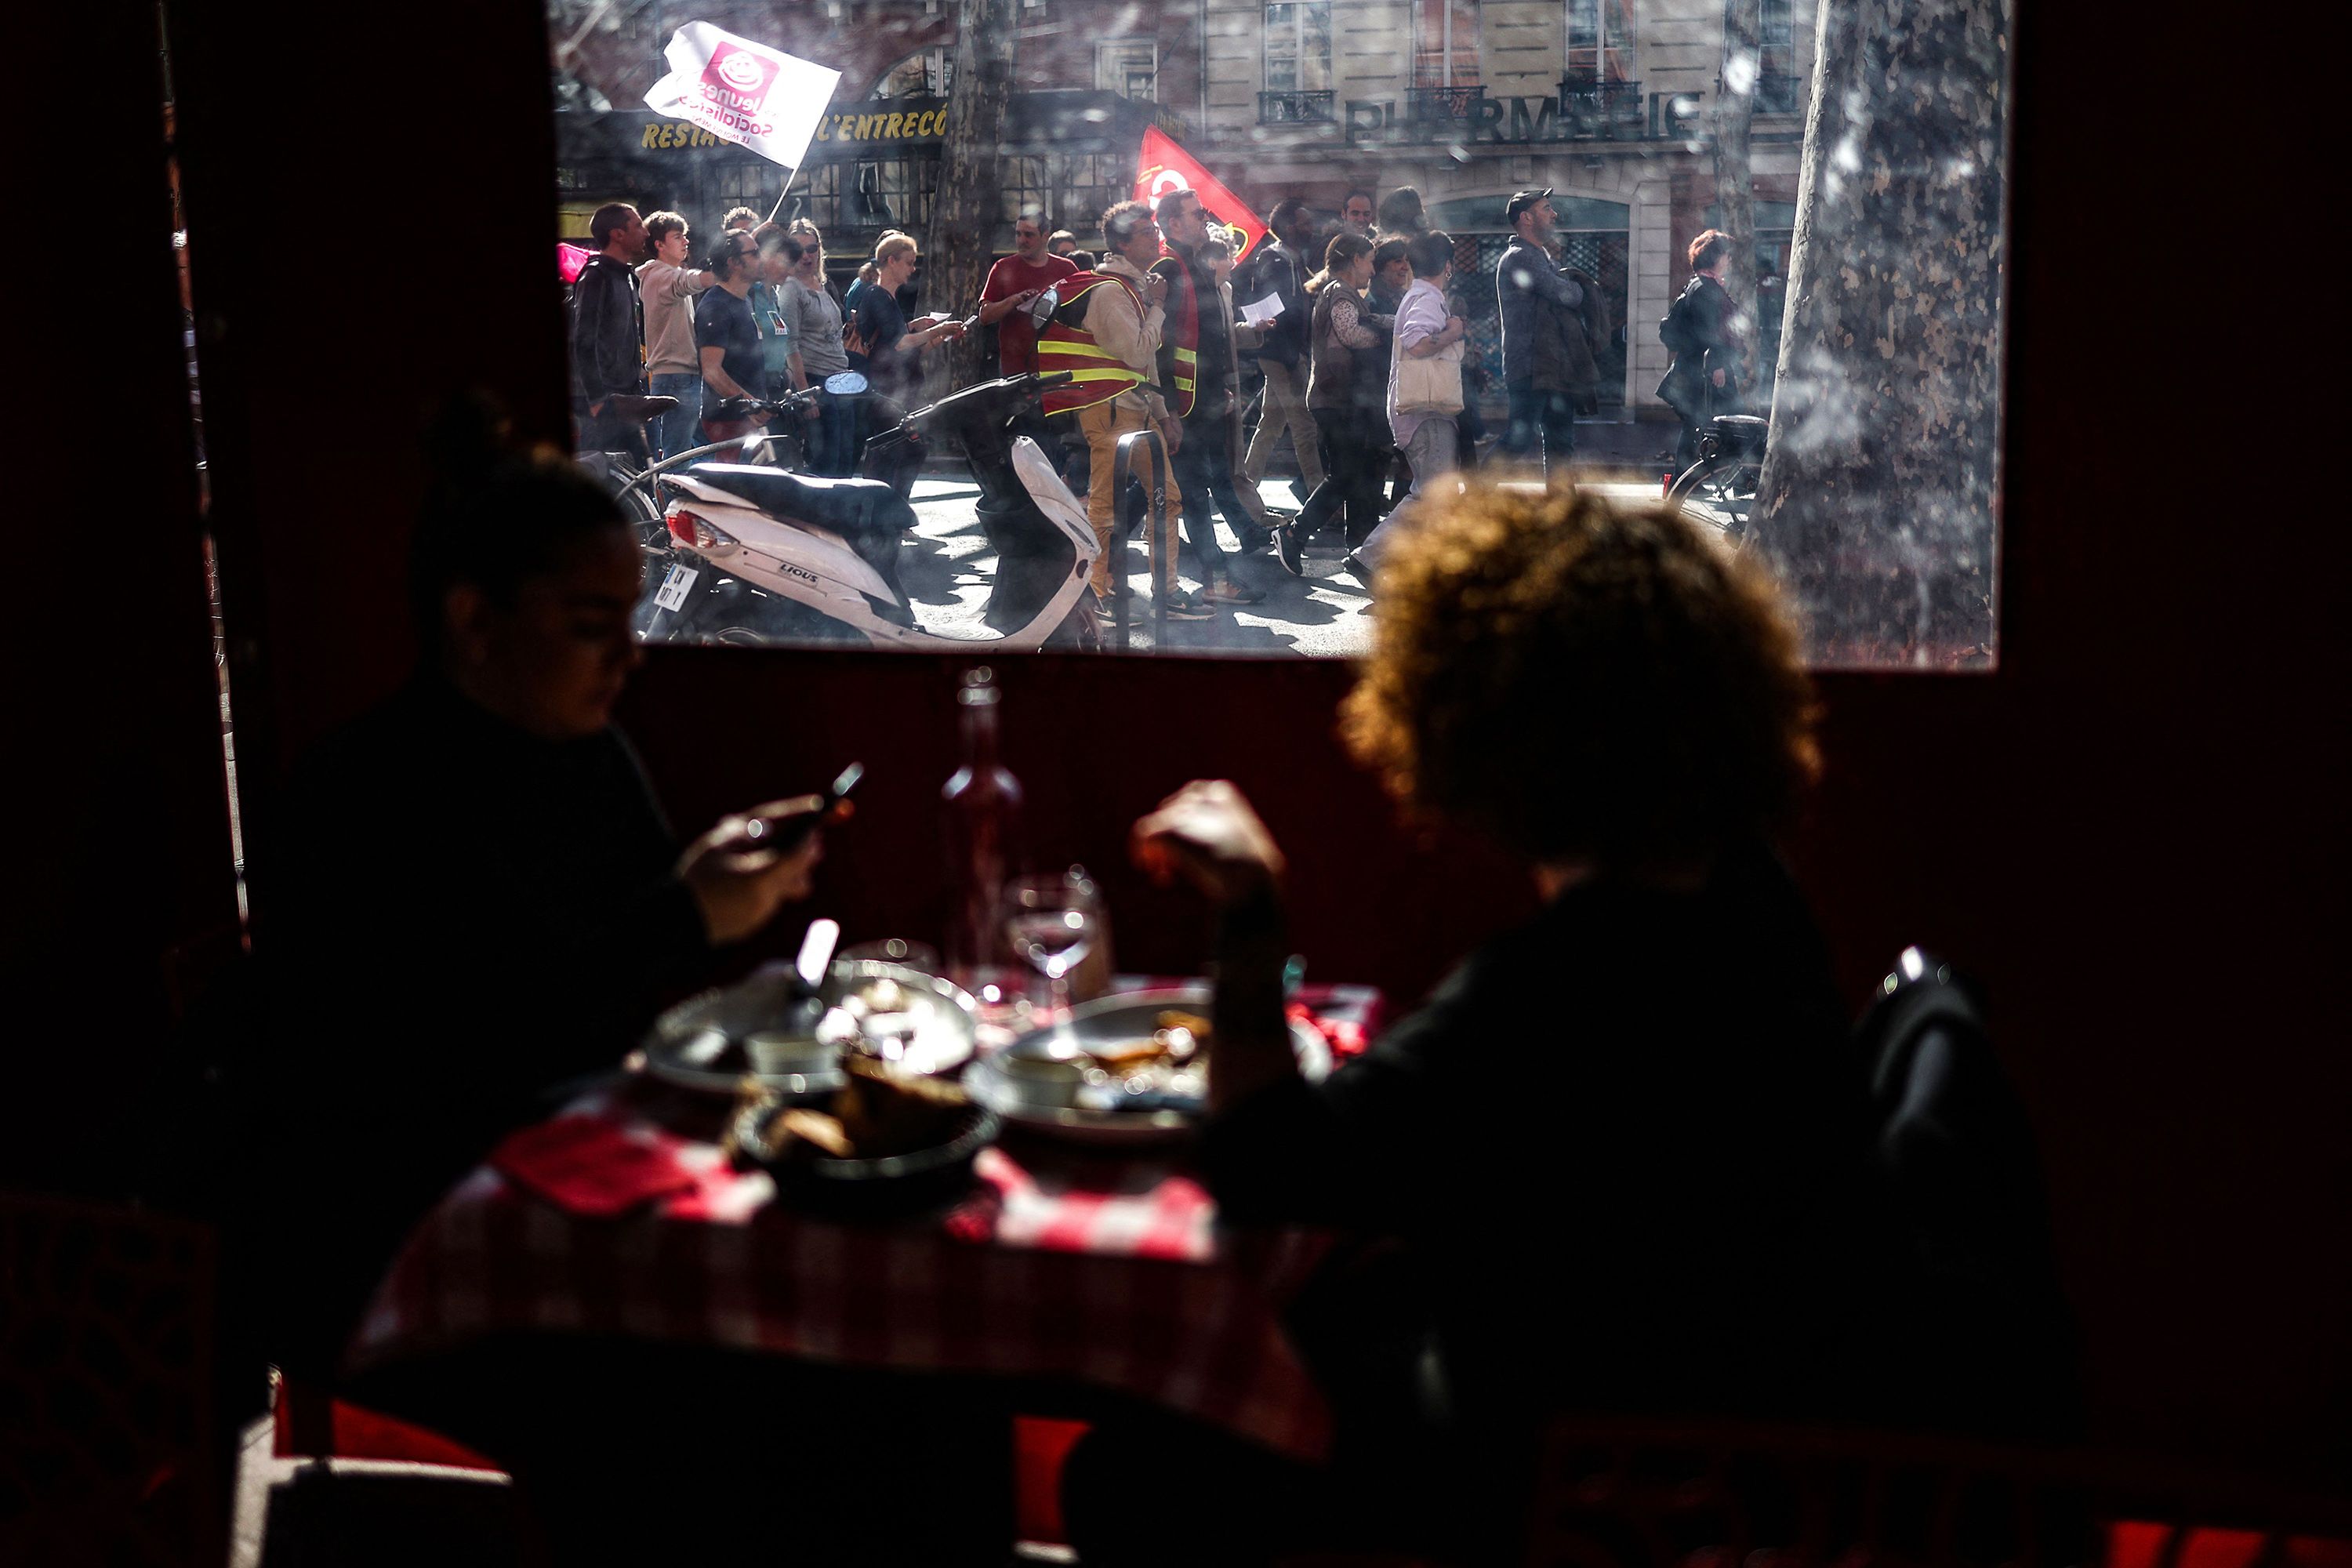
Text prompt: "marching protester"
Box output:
[[1340, 188, 1376, 240], [636, 210, 717, 462], [1241, 197, 1323, 506], [978, 209, 1080, 461], [747, 222, 799, 415], [721, 205, 760, 234], [844, 231, 966, 456], [1365, 236, 1414, 512], [1657, 228, 1744, 473], [1034, 200, 1203, 619], [693, 229, 770, 444], [1380, 230, 1469, 530], [1153, 188, 1269, 603], [978, 210, 1078, 377], [1200, 234, 1289, 546], [1278, 231, 1387, 582], [1049, 230, 1080, 260], [571, 201, 652, 462], [1376, 185, 1428, 241], [779, 222, 854, 475], [1494, 189, 1603, 478]]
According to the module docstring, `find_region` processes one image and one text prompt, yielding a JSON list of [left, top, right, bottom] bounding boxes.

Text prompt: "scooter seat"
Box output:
[[691, 463, 896, 535], [688, 463, 916, 604]]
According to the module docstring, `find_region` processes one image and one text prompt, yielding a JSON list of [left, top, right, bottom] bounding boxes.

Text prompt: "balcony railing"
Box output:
[[1258, 89, 1336, 124], [1407, 82, 1485, 120], [1557, 75, 1646, 138]]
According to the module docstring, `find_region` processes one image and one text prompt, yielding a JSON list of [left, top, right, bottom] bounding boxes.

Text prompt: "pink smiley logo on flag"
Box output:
[[702, 43, 779, 106]]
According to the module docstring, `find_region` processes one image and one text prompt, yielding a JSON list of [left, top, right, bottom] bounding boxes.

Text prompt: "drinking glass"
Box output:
[[1000, 873, 1099, 1025]]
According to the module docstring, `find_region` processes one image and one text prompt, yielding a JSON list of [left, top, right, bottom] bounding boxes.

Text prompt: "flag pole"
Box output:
[[766, 165, 800, 226]]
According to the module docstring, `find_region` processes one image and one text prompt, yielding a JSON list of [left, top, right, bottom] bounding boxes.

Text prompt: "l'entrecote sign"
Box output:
[[644, 23, 840, 169]]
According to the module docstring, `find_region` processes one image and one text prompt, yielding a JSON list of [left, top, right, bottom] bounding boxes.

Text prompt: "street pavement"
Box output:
[[896, 470, 1702, 659]]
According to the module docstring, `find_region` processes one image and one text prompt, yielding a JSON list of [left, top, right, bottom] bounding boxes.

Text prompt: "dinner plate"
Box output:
[[963, 984, 1330, 1145], [638, 960, 979, 1095]]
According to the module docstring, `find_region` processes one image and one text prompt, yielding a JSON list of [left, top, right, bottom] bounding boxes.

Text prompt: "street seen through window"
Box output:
[[553, 0, 2006, 666]]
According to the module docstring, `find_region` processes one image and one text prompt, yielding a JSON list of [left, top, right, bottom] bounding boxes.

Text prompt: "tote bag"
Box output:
[[1395, 338, 1465, 416]]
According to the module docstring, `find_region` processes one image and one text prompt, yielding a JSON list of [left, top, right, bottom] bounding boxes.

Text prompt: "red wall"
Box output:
[[149, 0, 2348, 1496]]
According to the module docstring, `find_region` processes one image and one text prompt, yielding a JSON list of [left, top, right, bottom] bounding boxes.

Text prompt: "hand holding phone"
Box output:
[[735, 761, 863, 856]]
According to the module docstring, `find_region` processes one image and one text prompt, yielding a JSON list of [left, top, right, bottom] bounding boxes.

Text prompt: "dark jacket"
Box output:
[[1496, 235, 1595, 391], [1657, 274, 1740, 423], [252, 673, 716, 1368], [1535, 265, 1610, 403], [570, 254, 644, 407], [1241, 241, 1311, 368], [1201, 841, 1910, 1436]]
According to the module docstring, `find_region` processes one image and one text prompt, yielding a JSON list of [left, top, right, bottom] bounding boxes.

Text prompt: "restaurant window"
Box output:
[[874, 46, 953, 100], [1564, 0, 1634, 82], [1414, 0, 1481, 88], [850, 158, 934, 232], [546, 0, 2008, 668], [1263, 1, 1334, 94], [1096, 39, 1157, 103], [1057, 153, 1124, 238], [778, 163, 841, 237], [999, 156, 1048, 227]]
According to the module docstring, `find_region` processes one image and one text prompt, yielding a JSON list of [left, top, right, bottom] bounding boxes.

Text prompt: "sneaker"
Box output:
[[1275, 524, 1305, 577], [1344, 552, 1376, 586], [1090, 597, 1122, 626], [1203, 579, 1265, 606], [1161, 590, 1215, 620]]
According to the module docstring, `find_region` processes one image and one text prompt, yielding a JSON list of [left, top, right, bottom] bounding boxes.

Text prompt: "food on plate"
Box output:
[[759, 1056, 973, 1163]]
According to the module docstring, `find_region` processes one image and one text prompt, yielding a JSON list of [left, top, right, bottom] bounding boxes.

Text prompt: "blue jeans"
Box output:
[[648, 373, 702, 462]]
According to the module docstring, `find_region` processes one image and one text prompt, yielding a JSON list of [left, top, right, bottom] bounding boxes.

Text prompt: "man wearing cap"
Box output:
[[1495, 189, 1599, 477]]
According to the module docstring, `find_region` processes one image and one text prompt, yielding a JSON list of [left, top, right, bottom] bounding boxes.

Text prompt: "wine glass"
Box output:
[[1000, 873, 1098, 1026]]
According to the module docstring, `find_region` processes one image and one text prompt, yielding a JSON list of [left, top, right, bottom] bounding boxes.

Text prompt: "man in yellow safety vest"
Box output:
[[1034, 200, 1210, 621]]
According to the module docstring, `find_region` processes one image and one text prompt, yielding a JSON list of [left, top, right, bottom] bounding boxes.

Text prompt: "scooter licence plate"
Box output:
[[653, 563, 699, 612]]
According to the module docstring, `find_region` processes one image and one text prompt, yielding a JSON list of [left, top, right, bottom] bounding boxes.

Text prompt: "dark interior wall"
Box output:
[[147, 0, 2345, 1494], [0, 5, 241, 1192]]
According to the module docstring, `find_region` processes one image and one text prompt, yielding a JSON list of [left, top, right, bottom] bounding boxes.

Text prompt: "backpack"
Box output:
[[1658, 280, 1701, 358]]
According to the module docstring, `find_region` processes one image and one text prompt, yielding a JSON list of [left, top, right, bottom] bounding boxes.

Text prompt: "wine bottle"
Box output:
[[941, 666, 1025, 1014]]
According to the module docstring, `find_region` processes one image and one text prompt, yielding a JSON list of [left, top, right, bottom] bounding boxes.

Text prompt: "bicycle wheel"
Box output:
[[1667, 456, 1760, 540]]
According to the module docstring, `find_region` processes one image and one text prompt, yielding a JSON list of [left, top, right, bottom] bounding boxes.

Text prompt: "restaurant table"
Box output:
[[343, 982, 1385, 1480]]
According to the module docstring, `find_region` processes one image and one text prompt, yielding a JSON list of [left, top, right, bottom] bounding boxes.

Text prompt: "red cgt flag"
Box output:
[[1134, 126, 1269, 265]]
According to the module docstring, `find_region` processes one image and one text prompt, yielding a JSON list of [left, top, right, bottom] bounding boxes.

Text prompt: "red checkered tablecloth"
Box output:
[[345, 983, 1382, 1461]]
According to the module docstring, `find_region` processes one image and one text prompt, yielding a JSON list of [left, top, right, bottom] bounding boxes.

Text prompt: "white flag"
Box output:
[[644, 24, 840, 169]]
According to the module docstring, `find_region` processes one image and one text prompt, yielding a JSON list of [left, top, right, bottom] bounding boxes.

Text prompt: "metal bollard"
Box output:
[[1110, 425, 1171, 644]]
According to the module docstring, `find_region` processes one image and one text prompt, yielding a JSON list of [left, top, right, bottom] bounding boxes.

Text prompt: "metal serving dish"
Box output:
[[639, 959, 978, 1095], [728, 1094, 1000, 1215], [963, 984, 1331, 1145]]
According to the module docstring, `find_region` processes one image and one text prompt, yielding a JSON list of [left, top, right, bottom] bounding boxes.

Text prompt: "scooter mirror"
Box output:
[[823, 372, 869, 396], [1027, 287, 1060, 332]]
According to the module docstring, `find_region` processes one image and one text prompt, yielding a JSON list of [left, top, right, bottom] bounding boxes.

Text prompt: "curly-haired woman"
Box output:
[[1074, 488, 1906, 1563]]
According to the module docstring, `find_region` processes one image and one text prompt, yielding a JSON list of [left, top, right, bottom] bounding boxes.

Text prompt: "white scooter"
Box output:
[[633, 369, 1099, 650]]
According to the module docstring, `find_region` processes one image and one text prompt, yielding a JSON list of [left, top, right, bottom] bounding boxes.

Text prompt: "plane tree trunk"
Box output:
[[920, 0, 1016, 404], [1750, 0, 2010, 665]]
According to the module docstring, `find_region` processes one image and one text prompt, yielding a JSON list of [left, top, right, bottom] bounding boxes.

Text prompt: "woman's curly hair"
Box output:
[[1339, 485, 1819, 865]]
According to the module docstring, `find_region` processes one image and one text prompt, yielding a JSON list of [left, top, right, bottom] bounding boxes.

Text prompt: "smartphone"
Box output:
[[735, 761, 862, 855]]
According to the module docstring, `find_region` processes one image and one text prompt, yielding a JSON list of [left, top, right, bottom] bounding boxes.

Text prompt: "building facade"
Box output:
[[550, 0, 1814, 411]]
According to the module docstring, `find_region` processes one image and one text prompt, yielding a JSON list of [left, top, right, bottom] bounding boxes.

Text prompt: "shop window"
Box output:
[[1096, 39, 1157, 103]]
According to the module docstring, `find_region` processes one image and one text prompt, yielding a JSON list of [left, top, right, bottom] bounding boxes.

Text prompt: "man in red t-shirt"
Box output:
[[978, 212, 1079, 376]]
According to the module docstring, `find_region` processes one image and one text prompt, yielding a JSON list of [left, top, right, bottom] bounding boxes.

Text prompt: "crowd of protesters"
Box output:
[[567, 182, 1747, 619]]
